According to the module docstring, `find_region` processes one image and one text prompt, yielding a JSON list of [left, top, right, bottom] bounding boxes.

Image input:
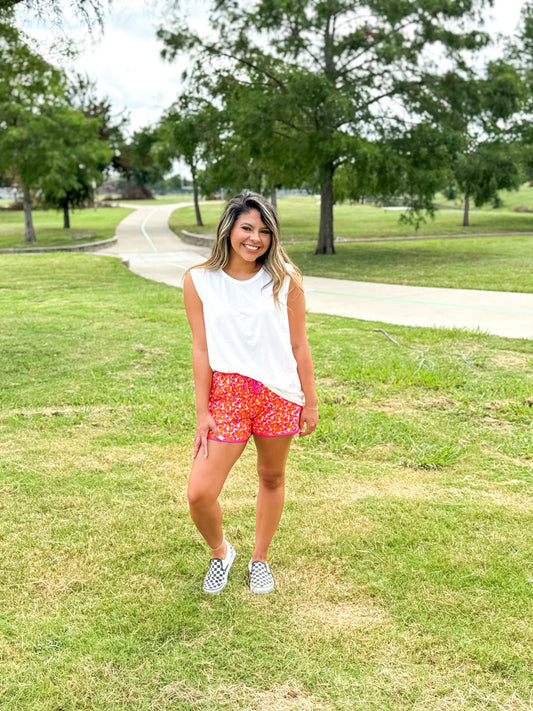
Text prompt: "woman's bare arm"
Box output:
[[287, 276, 318, 436], [183, 271, 220, 457]]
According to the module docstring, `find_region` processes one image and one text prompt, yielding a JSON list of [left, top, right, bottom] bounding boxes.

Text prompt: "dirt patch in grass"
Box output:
[[28, 555, 100, 597], [443, 485, 533, 512], [358, 395, 456, 415], [155, 681, 331, 710], [316, 472, 439, 503], [484, 399, 518, 411], [425, 687, 533, 711], [300, 598, 391, 630], [315, 468, 532, 512], [482, 415, 513, 430], [490, 351, 533, 370]]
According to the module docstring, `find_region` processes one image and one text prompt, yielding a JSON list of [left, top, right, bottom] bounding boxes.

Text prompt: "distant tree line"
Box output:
[[1, 0, 532, 250]]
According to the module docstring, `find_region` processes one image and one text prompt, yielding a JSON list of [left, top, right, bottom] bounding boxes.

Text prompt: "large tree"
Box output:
[[0, 23, 65, 241], [156, 100, 221, 226], [410, 59, 527, 224], [197, 80, 313, 207], [39, 106, 112, 228], [160, 0, 494, 254], [0, 25, 111, 238]]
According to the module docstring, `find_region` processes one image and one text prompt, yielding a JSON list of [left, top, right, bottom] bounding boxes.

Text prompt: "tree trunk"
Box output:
[[270, 187, 277, 210], [463, 191, 470, 227], [63, 199, 71, 229], [315, 163, 335, 255], [191, 167, 203, 227], [23, 187, 36, 243]]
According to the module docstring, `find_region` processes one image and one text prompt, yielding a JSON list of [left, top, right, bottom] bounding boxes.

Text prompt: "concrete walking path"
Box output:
[[97, 203, 533, 340]]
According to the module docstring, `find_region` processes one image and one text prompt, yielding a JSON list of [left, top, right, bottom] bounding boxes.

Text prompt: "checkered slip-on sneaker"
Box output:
[[248, 560, 275, 594], [202, 541, 236, 593]]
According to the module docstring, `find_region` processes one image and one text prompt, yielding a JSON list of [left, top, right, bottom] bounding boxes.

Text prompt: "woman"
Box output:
[[183, 191, 318, 594]]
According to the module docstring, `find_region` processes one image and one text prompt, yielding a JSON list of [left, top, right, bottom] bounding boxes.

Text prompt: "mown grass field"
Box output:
[[287, 236, 533, 292], [0, 207, 132, 249], [1, 254, 532, 710]]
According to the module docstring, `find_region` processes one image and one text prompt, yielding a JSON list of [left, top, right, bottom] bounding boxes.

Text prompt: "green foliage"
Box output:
[[160, 0, 502, 254], [0, 24, 65, 186], [66, 72, 129, 175], [156, 100, 222, 223], [507, 2, 533, 175], [414, 59, 529, 221], [39, 107, 112, 225], [455, 141, 523, 209], [116, 126, 165, 192], [0, 25, 112, 235]]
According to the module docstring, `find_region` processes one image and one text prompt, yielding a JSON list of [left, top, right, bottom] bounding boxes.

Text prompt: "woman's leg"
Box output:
[[252, 434, 293, 562], [188, 440, 246, 557]]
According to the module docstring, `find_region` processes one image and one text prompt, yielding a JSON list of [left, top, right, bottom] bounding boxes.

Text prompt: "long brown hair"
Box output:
[[196, 191, 301, 304]]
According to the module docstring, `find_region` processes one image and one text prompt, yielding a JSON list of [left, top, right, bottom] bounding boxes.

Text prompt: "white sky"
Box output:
[[15, 0, 528, 136]]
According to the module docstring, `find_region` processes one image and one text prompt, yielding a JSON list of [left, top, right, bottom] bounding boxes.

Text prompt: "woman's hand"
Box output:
[[299, 405, 318, 437], [193, 412, 220, 459]]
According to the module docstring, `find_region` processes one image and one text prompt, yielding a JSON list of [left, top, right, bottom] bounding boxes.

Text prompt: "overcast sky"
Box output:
[[16, 0, 528, 135]]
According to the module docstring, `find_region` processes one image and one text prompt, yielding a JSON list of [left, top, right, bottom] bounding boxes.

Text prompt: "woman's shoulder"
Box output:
[[189, 265, 220, 281]]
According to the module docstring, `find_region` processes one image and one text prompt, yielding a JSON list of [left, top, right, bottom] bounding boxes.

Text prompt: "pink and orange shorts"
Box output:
[[207, 372, 302, 443]]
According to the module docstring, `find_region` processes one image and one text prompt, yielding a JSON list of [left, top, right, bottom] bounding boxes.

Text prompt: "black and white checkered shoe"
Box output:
[[202, 541, 236, 593], [248, 560, 275, 594]]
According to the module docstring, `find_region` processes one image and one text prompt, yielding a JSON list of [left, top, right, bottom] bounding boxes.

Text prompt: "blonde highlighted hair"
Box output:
[[196, 191, 301, 305]]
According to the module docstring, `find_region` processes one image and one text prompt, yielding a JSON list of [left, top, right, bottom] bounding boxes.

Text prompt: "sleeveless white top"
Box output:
[[190, 266, 305, 405]]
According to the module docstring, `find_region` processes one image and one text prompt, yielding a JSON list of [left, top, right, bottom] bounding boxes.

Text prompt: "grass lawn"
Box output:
[[1, 254, 532, 710], [287, 235, 533, 292], [0, 206, 133, 250]]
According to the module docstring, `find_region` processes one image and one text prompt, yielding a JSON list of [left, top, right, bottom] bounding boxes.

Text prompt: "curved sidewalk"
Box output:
[[303, 277, 533, 339], [97, 203, 533, 340]]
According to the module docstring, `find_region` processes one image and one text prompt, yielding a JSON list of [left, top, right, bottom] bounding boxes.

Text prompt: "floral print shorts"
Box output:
[[207, 372, 302, 443]]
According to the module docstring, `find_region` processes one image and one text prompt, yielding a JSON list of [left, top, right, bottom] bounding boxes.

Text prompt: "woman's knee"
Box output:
[[187, 481, 217, 509], [257, 465, 285, 490]]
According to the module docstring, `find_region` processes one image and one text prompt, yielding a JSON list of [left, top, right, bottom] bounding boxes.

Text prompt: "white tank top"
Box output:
[[190, 266, 305, 405]]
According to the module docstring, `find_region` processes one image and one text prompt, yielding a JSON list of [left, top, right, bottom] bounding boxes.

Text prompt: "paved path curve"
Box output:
[[97, 203, 533, 340]]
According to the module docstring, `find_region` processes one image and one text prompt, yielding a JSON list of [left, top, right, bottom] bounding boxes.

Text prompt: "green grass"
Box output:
[[287, 235, 533, 292], [0, 206, 133, 249], [1, 254, 532, 710]]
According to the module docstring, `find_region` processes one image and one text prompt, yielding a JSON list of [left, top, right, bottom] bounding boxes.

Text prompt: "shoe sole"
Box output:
[[203, 544, 236, 593], [250, 583, 274, 594]]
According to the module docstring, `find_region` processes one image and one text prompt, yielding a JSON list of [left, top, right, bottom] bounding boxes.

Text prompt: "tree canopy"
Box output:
[[0, 24, 111, 239], [160, 0, 496, 253]]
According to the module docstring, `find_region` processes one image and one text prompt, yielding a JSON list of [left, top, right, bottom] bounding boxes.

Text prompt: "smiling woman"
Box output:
[[181, 191, 318, 595]]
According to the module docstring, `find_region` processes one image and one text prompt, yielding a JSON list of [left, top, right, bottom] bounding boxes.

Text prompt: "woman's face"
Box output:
[[228, 209, 271, 264]]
